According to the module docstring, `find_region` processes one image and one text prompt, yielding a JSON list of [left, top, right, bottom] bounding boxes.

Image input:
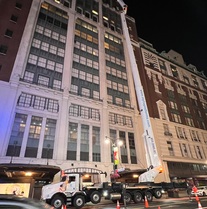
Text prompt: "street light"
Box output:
[[105, 136, 123, 181]]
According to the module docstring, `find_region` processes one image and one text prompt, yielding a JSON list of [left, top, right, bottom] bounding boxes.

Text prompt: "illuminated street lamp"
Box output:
[[105, 136, 123, 181]]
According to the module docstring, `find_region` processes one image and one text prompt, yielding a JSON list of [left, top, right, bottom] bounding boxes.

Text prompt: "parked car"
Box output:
[[191, 186, 207, 196], [0, 194, 53, 209]]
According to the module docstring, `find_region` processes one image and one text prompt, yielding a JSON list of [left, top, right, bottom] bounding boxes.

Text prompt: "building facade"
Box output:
[[138, 39, 207, 185], [0, 0, 207, 198]]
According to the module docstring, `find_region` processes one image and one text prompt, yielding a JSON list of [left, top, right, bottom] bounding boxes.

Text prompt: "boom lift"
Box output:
[[116, 0, 163, 182]]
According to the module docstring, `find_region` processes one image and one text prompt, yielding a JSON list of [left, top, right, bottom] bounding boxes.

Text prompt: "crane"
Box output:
[[116, 0, 163, 182]]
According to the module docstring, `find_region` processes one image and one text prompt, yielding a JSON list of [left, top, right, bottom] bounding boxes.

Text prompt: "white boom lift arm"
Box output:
[[116, 0, 163, 182]]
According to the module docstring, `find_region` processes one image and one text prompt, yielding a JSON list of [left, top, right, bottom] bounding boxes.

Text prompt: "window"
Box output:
[[168, 101, 178, 110], [18, 93, 32, 107], [67, 122, 78, 160], [0, 45, 8, 54], [80, 125, 89, 161], [185, 117, 194, 127], [176, 126, 187, 139], [171, 113, 181, 123], [181, 105, 190, 113], [24, 71, 34, 83], [115, 97, 122, 106], [163, 124, 172, 136], [15, 2, 22, 9], [10, 15, 18, 22], [190, 130, 200, 142], [167, 141, 174, 156], [33, 96, 46, 110], [28, 54, 38, 65], [109, 112, 133, 127], [36, 25, 44, 34], [25, 116, 42, 157], [70, 84, 78, 94], [6, 113, 27, 157], [179, 143, 189, 157], [47, 60, 55, 70], [69, 104, 100, 121], [37, 57, 46, 68], [194, 146, 203, 159], [201, 79, 207, 89], [129, 132, 137, 164], [38, 75, 49, 87], [5, 29, 13, 37], [183, 76, 190, 84], [47, 99, 59, 113], [53, 79, 61, 90], [41, 42, 49, 51], [170, 65, 178, 78], [93, 91, 99, 99], [92, 127, 100, 162], [76, 7, 83, 14], [41, 118, 56, 159], [192, 75, 199, 88], [158, 59, 167, 74], [82, 88, 90, 97]]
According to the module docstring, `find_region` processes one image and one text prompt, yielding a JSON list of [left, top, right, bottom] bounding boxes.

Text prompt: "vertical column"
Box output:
[[20, 115, 32, 157], [37, 117, 47, 158]]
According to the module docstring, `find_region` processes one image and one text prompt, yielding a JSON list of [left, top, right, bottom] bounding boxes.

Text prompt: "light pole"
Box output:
[[105, 136, 123, 182]]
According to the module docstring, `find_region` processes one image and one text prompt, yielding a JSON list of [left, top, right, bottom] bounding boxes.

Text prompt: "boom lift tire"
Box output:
[[90, 191, 101, 204], [153, 189, 162, 199], [51, 195, 65, 209], [133, 191, 143, 203], [124, 192, 132, 204], [73, 195, 85, 209], [146, 191, 153, 202]]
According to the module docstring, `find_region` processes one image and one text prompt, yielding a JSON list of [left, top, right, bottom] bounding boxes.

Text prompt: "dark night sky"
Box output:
[[123, 0, 207, 76]]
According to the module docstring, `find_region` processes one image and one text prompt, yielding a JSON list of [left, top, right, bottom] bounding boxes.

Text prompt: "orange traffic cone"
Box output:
[[197, 201, 203, 209], [61, 205, 66, 209], [144, 196, 149, 208], [195, 194, 199, 202], [158, 206, 161, 209], [116, 200, 120, 209]]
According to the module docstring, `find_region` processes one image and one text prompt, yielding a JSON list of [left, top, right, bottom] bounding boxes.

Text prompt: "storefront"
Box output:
[[0, 163, 60, 199]]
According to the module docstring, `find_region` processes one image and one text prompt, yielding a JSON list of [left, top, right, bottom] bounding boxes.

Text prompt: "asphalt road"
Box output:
[[70, 196, 207, 209]]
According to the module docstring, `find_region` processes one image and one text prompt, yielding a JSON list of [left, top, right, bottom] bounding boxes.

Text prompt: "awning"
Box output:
[[0, 163, 61, 182]]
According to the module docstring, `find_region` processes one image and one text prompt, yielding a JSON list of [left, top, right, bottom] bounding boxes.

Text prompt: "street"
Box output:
[[70, 196, 207, 209]]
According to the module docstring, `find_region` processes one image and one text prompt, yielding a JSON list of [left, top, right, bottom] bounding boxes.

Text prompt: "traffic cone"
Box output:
[[116, 200, 120, 209], [195, 194, 199, 201], [61, 205, 66, 209], [158, 206, 161, 209], [144, 196, 149, 208], [197, 201, 203, 209]]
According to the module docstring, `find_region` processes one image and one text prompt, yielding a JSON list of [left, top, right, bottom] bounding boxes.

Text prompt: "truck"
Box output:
[[41, 167, 187, 208], [41, 168, 110, 209], [41, 168, 166, 209]]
